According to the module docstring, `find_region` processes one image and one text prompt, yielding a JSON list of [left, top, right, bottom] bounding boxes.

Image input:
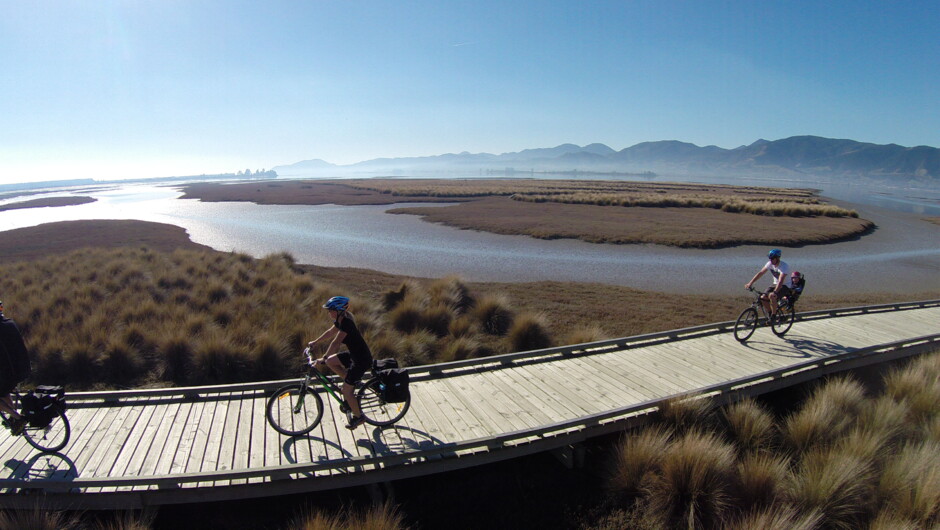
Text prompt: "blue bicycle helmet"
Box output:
[[323, 296, 349, 312], [768, 248, 782, 259]]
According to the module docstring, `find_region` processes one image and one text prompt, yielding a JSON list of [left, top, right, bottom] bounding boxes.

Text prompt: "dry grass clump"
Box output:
[[602, 350, 940, 530], [658, 394, 716, 435], [471, 294, 514, 335], [722, 398, 777, 455], [876, 440, 940, 525], [782, 375, 867, 456], [734, 452, 790, 509], [289, 502, 406, 530], [722, 505, 822, 530], [642, 430, 737, 528], [563, 325, 610, 346], [609, 424, 673, 496], [506, 312, 553, 352], [0, 509, 81, 530], [788, 448, 875, 529]]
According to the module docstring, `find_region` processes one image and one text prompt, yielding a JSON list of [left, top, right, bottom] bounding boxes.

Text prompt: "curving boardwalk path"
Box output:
[[1, 301, 938, 509]]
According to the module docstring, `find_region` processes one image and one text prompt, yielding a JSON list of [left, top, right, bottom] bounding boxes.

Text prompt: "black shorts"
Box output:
[[336, 351, 370, 385], [764, 285, 792, 299]]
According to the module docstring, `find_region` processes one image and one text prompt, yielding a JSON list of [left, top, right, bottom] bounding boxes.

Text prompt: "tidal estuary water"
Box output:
[[0, 178, 938, 296]]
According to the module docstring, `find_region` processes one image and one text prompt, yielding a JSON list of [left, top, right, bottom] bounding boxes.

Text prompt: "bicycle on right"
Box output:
[[733, 286, 796, 342]]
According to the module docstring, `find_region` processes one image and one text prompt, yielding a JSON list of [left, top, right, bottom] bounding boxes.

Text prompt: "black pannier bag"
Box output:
[[372, 358, 410, 403], [21, 385, 66, 429]]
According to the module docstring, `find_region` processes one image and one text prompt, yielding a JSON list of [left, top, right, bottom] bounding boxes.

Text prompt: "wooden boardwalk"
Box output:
[[1, 301, 937, 509]]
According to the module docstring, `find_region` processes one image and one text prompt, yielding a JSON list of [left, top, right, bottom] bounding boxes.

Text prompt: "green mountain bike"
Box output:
[[265, 348, 411, 436]]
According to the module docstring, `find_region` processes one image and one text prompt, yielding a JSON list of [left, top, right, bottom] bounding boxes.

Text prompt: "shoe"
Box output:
[[7, 416, 26, 435], [345, 415, 366, 430]]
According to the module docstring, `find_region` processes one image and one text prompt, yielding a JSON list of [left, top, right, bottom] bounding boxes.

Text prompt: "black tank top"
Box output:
[[334, 315, 372, 361]]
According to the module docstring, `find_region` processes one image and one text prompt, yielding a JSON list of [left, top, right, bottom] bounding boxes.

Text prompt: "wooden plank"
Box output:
[[482, 369, 558, 426], [571, 352, 658, 402], [435, 377, 511, 438], [459, 372, 537, 432], [77, 401, 142, 482], [139, 400, 192, 490], [230, 393, 259, 484], [499, 364, 593, 419], [418, 376, 491, 441], [501, 364, 589, 418], [510, 363, 602, 417], [105, 402, 161, 490], [166, 400, 206, 476], [184, 392, 223, 487], [214, 392, 248, 486], [649, 343, 740, 384], [404, 382, 462, 445]]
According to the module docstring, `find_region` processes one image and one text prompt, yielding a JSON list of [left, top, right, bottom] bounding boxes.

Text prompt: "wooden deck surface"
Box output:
[[0, 302, 937, 508]]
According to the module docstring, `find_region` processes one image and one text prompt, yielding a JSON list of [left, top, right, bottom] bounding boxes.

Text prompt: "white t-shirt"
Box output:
[[763, 259, 792, 288]]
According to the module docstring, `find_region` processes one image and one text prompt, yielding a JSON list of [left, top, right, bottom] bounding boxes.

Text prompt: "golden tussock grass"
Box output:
[[643, 430, 737, 528], [722, 398, 777, 455], [2, 247, 582, 388], [603, 350, 940, 529], [658, 395, 716, 435], [609, 424, 673, 497], [289, 502, 406, 530]]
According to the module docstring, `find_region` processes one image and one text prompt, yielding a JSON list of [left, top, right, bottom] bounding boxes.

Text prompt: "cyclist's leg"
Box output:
[[342, 357, 369, 419], [325, 351, 352, 380], [0, 378, 23, 420], [760, 287, 774, 315]]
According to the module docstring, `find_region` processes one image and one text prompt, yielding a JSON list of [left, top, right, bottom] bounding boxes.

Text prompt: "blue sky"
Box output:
[[2, 1, 938, 184]]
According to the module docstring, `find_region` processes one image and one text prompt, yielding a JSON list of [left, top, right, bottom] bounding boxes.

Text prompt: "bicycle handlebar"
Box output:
[[303, 347, 315, 366]]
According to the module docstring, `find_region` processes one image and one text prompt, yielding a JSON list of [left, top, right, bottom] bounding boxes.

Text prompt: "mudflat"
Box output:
[[180, 178, 874, 248], [0, 196, 96, 211], [0, 220, 214, 264]]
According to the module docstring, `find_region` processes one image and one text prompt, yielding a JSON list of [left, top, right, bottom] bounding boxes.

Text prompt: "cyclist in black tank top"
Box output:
[[307, 296, 374, 430]]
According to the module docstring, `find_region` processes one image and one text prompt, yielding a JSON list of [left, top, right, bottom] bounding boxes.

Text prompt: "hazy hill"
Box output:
[[273, 136, 939, 182]]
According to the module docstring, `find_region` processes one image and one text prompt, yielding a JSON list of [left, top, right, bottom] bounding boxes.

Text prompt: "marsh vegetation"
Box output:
[[0, 246, 578, 389], [180, 179, 874, 248]]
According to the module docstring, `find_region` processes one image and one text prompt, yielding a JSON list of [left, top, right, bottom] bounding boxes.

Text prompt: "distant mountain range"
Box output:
[[273, 136, 939, 183]]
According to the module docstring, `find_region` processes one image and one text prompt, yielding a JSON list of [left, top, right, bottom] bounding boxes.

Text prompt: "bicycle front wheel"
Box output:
[[266, 384, 324, 436], [734, 307, 759, 342], [358, 379, 410, 427], [771, 304, 795, 337], [23, 410, 71, 453]]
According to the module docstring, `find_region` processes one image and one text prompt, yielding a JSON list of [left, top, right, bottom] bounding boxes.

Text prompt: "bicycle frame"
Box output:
[[305, 367, 347, 407]]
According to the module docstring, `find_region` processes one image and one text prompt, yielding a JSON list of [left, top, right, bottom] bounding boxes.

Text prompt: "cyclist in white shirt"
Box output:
[[745, 249, 792, 319]]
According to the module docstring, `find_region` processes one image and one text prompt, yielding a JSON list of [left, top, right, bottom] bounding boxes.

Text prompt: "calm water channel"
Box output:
[[1, 178, 938, 295]]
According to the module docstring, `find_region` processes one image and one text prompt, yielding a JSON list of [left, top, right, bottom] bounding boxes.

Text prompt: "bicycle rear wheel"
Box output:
[[734, 307, 759, 342], [23, 410, 71, 453], [771, 304, 795, 337], [266, 384, 324, 436], [358, 379, 410, 427]]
